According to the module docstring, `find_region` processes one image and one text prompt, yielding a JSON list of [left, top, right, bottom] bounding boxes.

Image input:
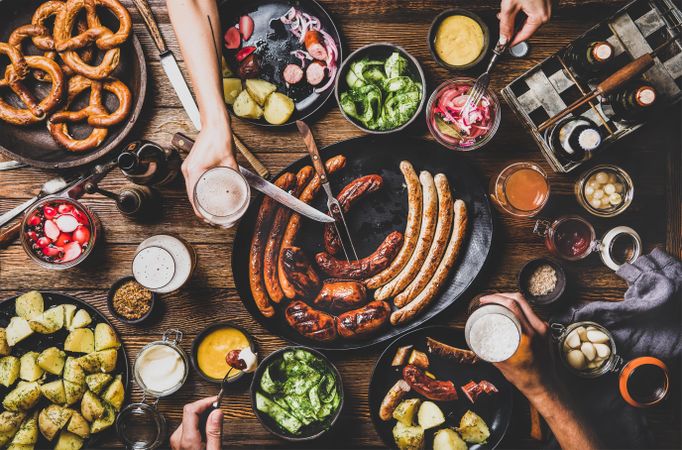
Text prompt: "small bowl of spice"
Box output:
[[518, 258, 566, 306], [108, 276, 156, 324]]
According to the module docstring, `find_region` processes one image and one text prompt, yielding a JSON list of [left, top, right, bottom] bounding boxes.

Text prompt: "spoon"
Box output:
[[0, 176, 72, 228]]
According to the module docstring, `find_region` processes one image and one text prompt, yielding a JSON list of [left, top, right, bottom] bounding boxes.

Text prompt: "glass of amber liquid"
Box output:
[[490, 162, 550, 217]]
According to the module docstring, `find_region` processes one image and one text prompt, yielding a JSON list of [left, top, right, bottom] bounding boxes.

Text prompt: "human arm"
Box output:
[[170, 396, 223, 450], [498, 0, 552, 46], [479, 293, 600, 450], [166, 0, 237, 216]]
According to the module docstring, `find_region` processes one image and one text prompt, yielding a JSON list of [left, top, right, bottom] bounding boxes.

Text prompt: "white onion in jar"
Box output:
[[595, 172, 609, 183], [567, 350, 587, 370]]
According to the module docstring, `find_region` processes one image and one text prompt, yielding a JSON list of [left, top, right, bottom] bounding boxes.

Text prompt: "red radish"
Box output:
[[28, 214, 41, 227], [44, 219, 60, 240], [61, 241, 82, 262], [37, 236, 52, 248], [72, 208, 89, 225], [42, 245, 62, 257], [26, 231, 38, 242], [239, 15, 254, 41], [58, 203, 73, 214], [236, 46, 256, 62], [43, 206, 57, 219], [224, 27, 241, 49], [56, 215, 79, 233], [55, 232, 72, 247], [72, 226, 90, 245]]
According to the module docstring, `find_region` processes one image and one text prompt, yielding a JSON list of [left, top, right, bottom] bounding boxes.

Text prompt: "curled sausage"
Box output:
[[315, 231, 403, 280], [284, 300, 337, 342], [313, 281, 367, 313], [336, 300, 391, 339], [379, 379, 411, 421], [304, 30, 328, 60], [281, 247, 322, 300], [402, 364, 458, 401]]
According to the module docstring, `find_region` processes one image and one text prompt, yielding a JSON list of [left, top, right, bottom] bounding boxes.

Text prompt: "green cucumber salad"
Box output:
[[255, 349, 341, 436], [340, 52, 422, 131]]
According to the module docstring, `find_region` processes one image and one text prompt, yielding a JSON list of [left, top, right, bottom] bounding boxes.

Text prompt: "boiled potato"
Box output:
[[78, 349, 117, 374], [64, 328, 94, 354], [19, 352, 43, 382], [263, 92, 295, 125], [0, 412, 25, 446], [39, 405, 73, 441], [55, 430, 84, 450], [64, 380, 86, 406], [417, 401, 445, 430], [81, 391, 104, 422], [6, 444, 34, 450], [86, 373, 112, 394], [0, 355, 20, 387], [0, 328, 10, 356], [41, 380, 67, 405], [38, 347, 66, 375], [10, 411, 38, 445], [233, 89, 263, 119], [63, 358, 85, 385], [15, 291, 44, 320], [393, 398, 421, 426], [223, 78, 243, 105], [69, 309, 92, 331], [3, 381, 41, 411], [63, 304, 77, 330], [245, 79, 277, 105], [66, 411, 90, 439], [433, 428, 468, 450], [29, 306, 64, 334], [102, 374, 125, 411], [6, 317, 33, 346], [90, 404, 115, 434], [392, 422, 425, 450], [94, 323, 120, 351], [456, 410, 490, 444]]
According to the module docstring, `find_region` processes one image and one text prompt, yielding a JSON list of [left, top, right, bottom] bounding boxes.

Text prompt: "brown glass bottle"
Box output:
[[118, 140, 181, 186], [566, 39, 615, 79], [604, 83, 657, 123]]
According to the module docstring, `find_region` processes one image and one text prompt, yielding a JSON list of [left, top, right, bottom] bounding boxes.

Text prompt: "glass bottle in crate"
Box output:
[[547, 116, 602, 164], [565, 39, 615, 79], [603, 82, 657, 123]]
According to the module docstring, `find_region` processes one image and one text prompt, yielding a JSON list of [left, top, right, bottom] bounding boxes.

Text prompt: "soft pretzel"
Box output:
[[0, 42, 29, 87]]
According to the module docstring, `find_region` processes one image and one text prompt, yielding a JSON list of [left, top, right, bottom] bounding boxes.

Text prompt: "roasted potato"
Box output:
[[392, 422, 425, 450], [66, 411, 90, 439], [456, 410, 490, 444], [233, 89, 263, 119], [0, 355, 20, 387], [245, 79, 277, 105], [85, 373, 112, 394], [3, 381, 41, 411], [55, 430, 84, 450], [15, 291, 44, 320], [10, 411, 38, 446], [62, 304, 77, 330], [41, 380, 67, 405], [94, 323, 120, 352], [78, 349, 117, 374], [29, 306, 64, 334], [417, 401, 445, 430], [80, 391, 105, 422], [19, 352, 44, 382], [393, 398, 421, 426], [223, 78, 243, 105], [0, 411, 26, 446], [407, 350, 429, 369], [433, 428, 468, 450], [69, 309, 92, 331], [101, 374, 125, 411], [63, 358, 85, 385], [64, 380, 86, 406], [6, 317, 33, 346], [263, 92, 295, 125], [38, 347, 67, 376], [90, 404, 115, 434], [64, 328, 94, 354], [39, 405, 73, 441], [0, 328, 10, 356]]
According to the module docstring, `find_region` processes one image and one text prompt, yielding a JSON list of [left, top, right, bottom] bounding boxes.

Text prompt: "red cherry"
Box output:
[[43, 206, 58, 219], [55, 232, 72, 247], [61, 241, 82, 262], [27, 214, 41, 226], [44, 219, 60, 240], [72, 226, 90, 245], [26, 231, 38, 242], [42, 245, 62, 257], [37, 236, 52, 248], [58, 203, 73, 214]]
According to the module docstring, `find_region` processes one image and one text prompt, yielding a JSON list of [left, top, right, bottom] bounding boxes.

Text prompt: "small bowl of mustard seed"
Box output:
[[518, 258, 566, 306], [108, 276, 157, 324]]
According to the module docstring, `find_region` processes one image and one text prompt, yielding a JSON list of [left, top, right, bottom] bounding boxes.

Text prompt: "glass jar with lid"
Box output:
[[575, 164, 633, 217]]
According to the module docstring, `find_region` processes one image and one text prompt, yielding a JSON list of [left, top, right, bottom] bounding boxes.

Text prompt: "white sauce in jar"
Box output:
[[136, 344, 186, 394]]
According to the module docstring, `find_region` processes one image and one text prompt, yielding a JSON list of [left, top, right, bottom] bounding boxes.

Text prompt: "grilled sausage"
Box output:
[[336, 300, 391, 339], [249, 172, 296, 317], [283, 63, 304, 85], [306, 60, 326, 86], [304, 30, 328, 61], [324, 174, 383, 255], [264, 166, 314, 303], [279, 155, 347, 299], [426, 337, 479, 364], [365, 161, 422, 289], [315, 231, 403, 279], [391, 200, 467, 326], [394, 174, 453, 307], [226, 349, 247, 370], [281, 246, 322, 300], [313, 280, 367, 313], [375, 171, 438, 300], [379, 379, 411, 421], [402, 364, 458, 401], [284, 300, 337, 342]]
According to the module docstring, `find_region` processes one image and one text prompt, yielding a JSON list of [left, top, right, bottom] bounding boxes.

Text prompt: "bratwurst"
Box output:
[[336, 300, 391, 339], [315, 231, 403, 279], [281, 246, 322, 300], [313, 280, 367, 313], [284, 300, 337, 342]]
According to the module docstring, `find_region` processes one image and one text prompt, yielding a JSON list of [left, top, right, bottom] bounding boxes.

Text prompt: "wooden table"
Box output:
[[1, 0, 680, 448]]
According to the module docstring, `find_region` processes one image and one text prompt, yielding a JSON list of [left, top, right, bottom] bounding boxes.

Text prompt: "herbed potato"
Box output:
[[38, 347, 67, 376], [94, 323, 120, 352], [0, 328, 10, 356], [69, 310, 92, 331], [223, 78, 243, 105], [64, 329, 94, 354], [3, 381, 41, 411], [0, 411, 26, 446], [39, 405, 73, 441], [63, 305, 77, 330], [80, 391, 104, 422], [54, 430, 84, 450], [417, 401, 445, 430], [392, 398, 421, 426], [101, 375, 125, 411], [63, 358, 85, 385], [0, 355, 20, 387], [433, 428, 468, 450], [90, 404, 115, 434], [19, 352, 44, 382], [263, 92, 295, 125], [85, 373, 112, 395], [78, 349, 117, 374], [392, 421, 425, 450], [15, 291, 44, 320], [64, 380, 86, 406], [233, 89, 264, 119], [10, 411, 38, 445], [41, 380, 67, 405], [6, 317, 33, 347], [66, 411, 90, 439], [456, 410, 490, 444], [29, 306, 64, 334], [245, 79, 277, 105]]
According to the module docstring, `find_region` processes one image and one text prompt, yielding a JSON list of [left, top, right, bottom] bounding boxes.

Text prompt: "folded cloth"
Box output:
[[550, 247, 682, 449]]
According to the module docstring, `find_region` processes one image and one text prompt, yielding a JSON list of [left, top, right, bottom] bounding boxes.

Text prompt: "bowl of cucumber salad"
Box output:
[[335, 43, 426, 134]]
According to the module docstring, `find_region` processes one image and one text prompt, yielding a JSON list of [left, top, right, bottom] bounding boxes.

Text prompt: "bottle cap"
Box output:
[[635, 87, 656, 106], [578, 128, 602, 151], [509, 41, 529, 58], [592, 42, 613, 62]]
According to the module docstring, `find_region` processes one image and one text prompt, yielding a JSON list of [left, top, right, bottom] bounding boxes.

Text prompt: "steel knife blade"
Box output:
[[160, 52, 202, 131]]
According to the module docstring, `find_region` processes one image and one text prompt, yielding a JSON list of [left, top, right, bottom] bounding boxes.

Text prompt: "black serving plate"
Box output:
[[0, 291, 129, 447], [219, 0, 342, 127], [232, 135, 494, 350], [368, 326, 512, 449]]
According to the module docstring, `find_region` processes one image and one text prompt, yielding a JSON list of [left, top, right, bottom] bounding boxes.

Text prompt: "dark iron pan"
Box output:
[[368, 326, 513, 449], [0, 291, 130, 447], [0, 0, 147, 170], [232, 135, 494, 351], [218, 0, 342, 127]]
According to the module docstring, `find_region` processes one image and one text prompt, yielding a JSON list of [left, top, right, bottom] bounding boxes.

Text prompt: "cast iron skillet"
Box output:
[[218, 0, 342, 127], [232, 135, 494, 350], [0, 291, 129, 447], [0, 0, 147, 170], [368, 326, 512, 449]]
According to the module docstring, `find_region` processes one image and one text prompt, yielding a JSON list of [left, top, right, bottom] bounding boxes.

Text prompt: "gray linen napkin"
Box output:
[[550, 247, 682, 449]]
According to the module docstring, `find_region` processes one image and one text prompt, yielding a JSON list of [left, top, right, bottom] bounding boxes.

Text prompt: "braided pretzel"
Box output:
[[0, 42, 29, 86]]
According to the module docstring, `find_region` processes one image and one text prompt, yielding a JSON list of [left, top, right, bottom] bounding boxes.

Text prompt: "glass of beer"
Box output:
[[490, 162, 550, 217], [193, 166, 250, 228]]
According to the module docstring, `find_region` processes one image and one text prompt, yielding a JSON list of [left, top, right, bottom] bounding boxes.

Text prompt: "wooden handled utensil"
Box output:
[[0, 221, 21, 249]]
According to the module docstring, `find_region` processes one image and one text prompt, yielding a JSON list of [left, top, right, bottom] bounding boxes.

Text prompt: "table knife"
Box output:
[[0, 160, 27, 171], [171, 133, 334, 224]]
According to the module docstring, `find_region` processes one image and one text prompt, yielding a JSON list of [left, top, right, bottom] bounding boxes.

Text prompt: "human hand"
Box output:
[[479, 292, 555, 398], [498, 0, 552, 46], [182, 120, 238, 218], [170, 396, 223, 450]]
